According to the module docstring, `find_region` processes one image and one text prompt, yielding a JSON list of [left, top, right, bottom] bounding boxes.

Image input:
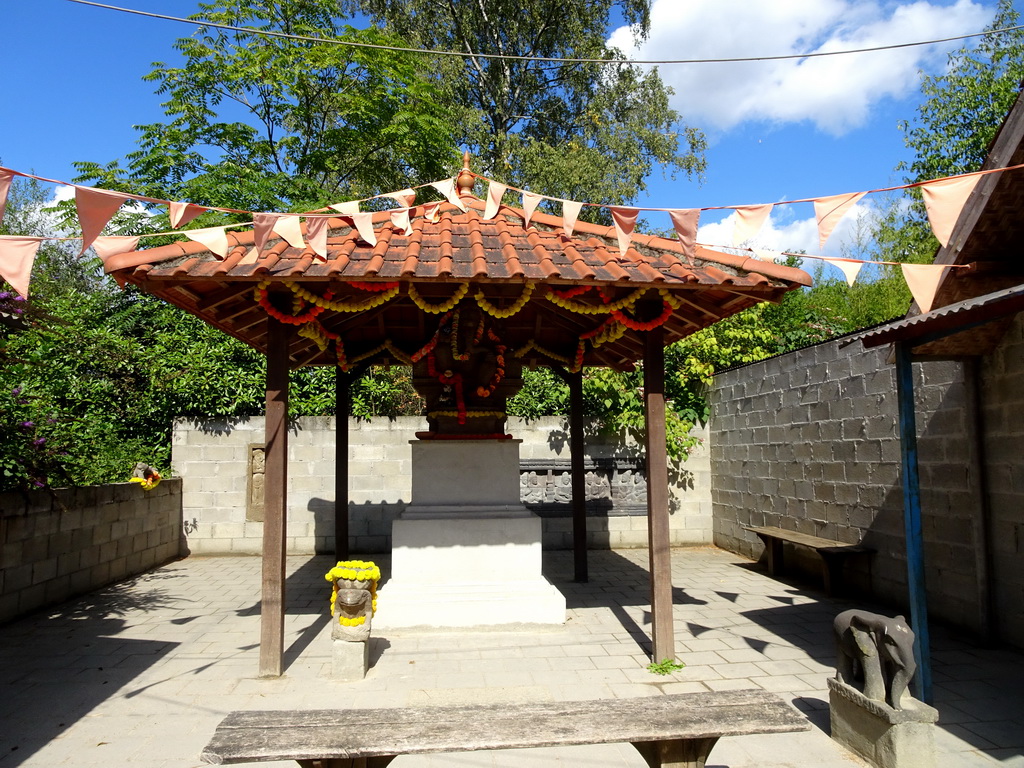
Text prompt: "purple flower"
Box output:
[[11, 387, 20, 396], [33, 437, 46, 446], [13, 296, 25, 303], [32, 480, 45, 488], [20, 421, 33, 428], [0, 291, 9, 300]]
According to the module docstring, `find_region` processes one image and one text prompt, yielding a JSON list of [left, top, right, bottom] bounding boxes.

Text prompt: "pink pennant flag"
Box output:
[[329, 201, 360, 216], [902, 263, 948, 313], [0, 236, 42, 298], [609, 207, 640, 255], [391, 208, 413, 236], [561, 200, 582, 237], [92, 236, 140, 264], [385, 189, 416, 208], [183, 227, 230, 258], [350, 212, 377, 246], [431, 178, 467, 212], [423, 202, 442, 224], [484, 181, 507, 220], [305, 217, 331, 259], [732, 204, 773, 246], [922, 174, 982, 248], [522, 192, 543, 229], [0, 169, 14, 226], [813, 192, 866, 248], [822, 257, 863, 287], [168, 201, 207, 229], [272, 215, 306, 250], [75, 186, 129, 254], [668, 209, 700, 259], [252, 213, 279, 252]]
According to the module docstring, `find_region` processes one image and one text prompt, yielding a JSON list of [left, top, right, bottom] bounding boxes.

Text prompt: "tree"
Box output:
[[73, 0, 460, 221], [350, 0, 706, 211]]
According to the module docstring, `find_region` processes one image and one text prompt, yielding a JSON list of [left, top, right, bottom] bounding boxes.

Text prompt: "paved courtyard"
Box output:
[[1, 546, 1021, 767]]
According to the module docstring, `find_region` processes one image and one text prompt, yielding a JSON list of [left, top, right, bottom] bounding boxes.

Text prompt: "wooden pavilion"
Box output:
[[104, 160, 811, 675]]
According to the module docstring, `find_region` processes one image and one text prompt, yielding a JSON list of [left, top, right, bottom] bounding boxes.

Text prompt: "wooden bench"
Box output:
[[201, 689, 809, 768], [744, 525, 874, 597]]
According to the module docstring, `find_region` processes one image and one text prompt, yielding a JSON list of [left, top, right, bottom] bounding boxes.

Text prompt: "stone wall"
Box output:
[[0, 478, 184, 623], [710, 315, 1024, 645], [172, 416, 712, 554]]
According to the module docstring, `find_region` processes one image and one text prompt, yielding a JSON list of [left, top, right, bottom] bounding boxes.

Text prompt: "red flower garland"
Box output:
[[257, 285, 331, 325], [475, 328, 507, 398], [347, 280, 400, 292], [611, 300, 675, 331], [549, 285, 592, 300], [426, 351, 466, 424]]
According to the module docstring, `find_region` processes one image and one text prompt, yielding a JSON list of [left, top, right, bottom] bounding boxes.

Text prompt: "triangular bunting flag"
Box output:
[[168, 201, 207, 229], [609, 207, 639, 255], [752, 248, 782, 263], [921, 174, 982, 248], [484, 182, 507, 220], [391, 208, 413, 236], [0, 169, 14, 226], [813, 191, 866, 248], [561, 200, 582, 237], [431, 178, 466, 212], [822, 257, 863, 287], [902, 263, 948, 314], [350, 212, 377, 246], [668, 209, 700, 260], [92, 236, 141, 264], [423, 202, 442, 224], [305, 217, 330, 259], [522, 192, 542, 229], [385, 189, 416, 208], [330, 201, 360, 216], [252, 213, 278, 252], [732, 204, 773, 246], [272, 215, 306, 250], [0, 236, 42, 298], [75, 186, 129, 254], [183, 227, 230, 259]]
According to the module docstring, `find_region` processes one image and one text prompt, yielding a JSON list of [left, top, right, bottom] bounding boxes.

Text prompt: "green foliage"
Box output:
[[352, 0, 705, 216], [646, 658, 685, 675]]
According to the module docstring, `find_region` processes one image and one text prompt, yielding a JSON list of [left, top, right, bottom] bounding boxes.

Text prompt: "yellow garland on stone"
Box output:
[[408, 282, 470, 313], [427, 410, 506, 419], [474, 283, 535, 319], [326, 560, 380, 626], [287, 281, 399, 312]]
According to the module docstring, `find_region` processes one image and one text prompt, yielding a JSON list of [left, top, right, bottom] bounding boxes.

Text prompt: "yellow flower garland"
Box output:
[[326, 560, 380, 626], [474, 283, 535, 319], [408, 282, 470, 313], [544, 286, 647, 315], [659, 288, 684, 310], [287, 281, 399, 313]]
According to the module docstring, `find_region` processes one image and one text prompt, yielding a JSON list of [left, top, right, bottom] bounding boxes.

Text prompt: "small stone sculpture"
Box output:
[[325, 561, 380, 681], [834, 609, 917, 710]]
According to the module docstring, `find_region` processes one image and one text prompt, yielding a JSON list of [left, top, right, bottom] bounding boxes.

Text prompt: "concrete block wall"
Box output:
[[172, 416, 712, 554], [0, 478, 184, 623], [710, 336, 990, 635]]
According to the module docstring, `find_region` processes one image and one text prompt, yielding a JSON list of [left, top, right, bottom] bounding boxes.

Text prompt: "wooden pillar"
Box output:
[[894, 342, 932, 703], [644, 326, 675, 662], [568, 369, 588, 583], [259, 317, 290, 678], [335, 370, 351, 562]]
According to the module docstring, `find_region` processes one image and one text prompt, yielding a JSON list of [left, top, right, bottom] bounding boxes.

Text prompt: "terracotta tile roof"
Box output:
[[105, 192, 811, 369]]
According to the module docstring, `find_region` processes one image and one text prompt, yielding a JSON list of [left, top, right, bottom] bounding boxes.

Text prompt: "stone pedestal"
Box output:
[[375, 440, 566, 628], [828, 677, 938, 768], [331, 637, 369, 681]]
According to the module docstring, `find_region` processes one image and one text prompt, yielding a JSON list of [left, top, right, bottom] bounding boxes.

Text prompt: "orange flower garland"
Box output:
[[426, 351, 466, 424], [475, 328, 507, 398], [254, 282, 329, 325]]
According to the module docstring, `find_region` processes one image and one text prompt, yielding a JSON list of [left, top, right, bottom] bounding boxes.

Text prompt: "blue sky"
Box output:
[[0, 0, 1008, 261]]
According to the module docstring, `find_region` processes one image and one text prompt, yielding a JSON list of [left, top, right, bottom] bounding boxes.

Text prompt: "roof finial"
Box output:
[[456, 150, 475, 196]]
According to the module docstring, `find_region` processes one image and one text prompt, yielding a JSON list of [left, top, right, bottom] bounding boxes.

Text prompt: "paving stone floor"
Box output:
[[0, 547, 1021, 767]]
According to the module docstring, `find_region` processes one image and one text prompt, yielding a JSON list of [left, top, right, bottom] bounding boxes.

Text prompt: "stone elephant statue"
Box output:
[[833, 609, 917, 709]]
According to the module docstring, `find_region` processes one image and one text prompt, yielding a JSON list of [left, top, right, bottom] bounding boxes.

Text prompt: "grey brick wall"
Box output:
[[712, 338, 984, 632], [172, 416, 712, 554], [0, 478, 184, 623]]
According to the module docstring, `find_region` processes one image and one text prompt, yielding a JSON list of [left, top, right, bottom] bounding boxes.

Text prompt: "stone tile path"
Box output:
[[0, 547, 1021, 767]]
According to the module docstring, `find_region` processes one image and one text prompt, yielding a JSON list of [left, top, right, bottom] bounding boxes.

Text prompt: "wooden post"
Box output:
[[644, 326, 675, 662], [335, 370, 351, 562], [568, 369, 588, 583], [894, 342, 932, 703], [259, 317, 290, 678]]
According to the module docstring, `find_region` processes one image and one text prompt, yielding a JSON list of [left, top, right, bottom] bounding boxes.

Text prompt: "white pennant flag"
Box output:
[[813, 192, 866, 248], [921, 174, 982, 248], [732, 204, 773, 247], [75, 186, 129, 254], [385, 189, 416, 208], [561, 199, 582, 237], [391, 208, 413, 236], [272, 215, 306, 250], [822, 258, 863, 286], [609, 207, 639, 255], [484, 182, 507, 219], [668, 209, 700, 260], [92, 236, 141, 264], [0, 169, 14, 226], [350, 212, 377, 246], [431, 178, 467, 212], [902, 264, 948, 314], [330, 201, 360, 216], [184, 227, 230, 258]]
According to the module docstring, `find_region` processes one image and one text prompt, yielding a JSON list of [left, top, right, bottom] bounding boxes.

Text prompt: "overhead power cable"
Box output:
[[68, 0, 1023, 66]]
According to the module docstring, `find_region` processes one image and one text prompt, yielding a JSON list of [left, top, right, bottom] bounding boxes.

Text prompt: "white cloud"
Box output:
[[609, 0, 993, 135]]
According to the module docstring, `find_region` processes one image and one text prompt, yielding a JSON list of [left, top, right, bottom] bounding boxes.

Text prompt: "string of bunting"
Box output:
[[0, 158, 1007, 312]]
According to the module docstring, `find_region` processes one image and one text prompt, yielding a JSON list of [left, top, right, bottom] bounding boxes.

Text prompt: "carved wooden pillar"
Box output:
[[259, 317, 290, 677]]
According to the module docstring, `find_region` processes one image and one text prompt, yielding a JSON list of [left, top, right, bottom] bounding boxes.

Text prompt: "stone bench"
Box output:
[[200, 689, 809, 768], [744, 525, 875, 597]]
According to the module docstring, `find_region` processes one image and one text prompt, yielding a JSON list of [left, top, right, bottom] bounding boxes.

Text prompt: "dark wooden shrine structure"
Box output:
[[104, 160, 811, 675]]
